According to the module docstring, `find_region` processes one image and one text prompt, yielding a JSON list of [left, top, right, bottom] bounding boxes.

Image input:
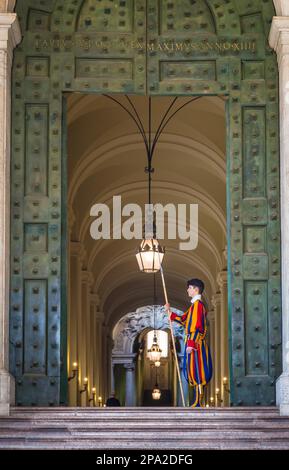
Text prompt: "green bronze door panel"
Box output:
[[146, 0, 281, 406], [10, 0, 281, 406], [11, 0, 146, 406]]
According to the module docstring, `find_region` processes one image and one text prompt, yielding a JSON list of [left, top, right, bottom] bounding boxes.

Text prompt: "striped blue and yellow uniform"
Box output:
[[171, 300, 213, 405]]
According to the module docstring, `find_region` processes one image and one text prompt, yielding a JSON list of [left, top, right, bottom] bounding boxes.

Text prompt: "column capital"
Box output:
[[90, 293, 100, 306], [207, 309, 215, 321], [217, 270, 228, 289], [81, 270, 94, 287], [70, 241, 86, 263], [123, 363, 135, 371], [95, 311, 104, 322], [112, 354, 136, 364], [0, 13, 21, 56], [269, 17, 289, 62], [211, 292, 221, 309]]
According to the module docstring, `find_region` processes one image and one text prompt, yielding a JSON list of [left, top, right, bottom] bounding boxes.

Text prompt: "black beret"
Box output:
[[187, 278, 205, 294]]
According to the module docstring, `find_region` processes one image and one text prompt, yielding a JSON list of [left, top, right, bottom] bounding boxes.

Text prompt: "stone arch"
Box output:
[[112, 305, 185, 406], [112, 305, 184, 356], [68, 133, 226, 207]]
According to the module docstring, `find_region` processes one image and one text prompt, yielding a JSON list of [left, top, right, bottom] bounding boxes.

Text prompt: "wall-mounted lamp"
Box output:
[[68, 361, 78, 382], [98, 396, 103, 407], [89, 387, 96, 405], [80, 377, 88, 394], [223, 377, 231, 394], [215, 387, 223, 406]]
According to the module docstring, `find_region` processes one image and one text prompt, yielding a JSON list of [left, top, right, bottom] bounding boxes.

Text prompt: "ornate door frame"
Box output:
[[0, 1, 281, 412]]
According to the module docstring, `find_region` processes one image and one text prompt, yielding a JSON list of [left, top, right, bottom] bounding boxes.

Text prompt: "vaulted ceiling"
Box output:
[[67, 94, 226, 329]]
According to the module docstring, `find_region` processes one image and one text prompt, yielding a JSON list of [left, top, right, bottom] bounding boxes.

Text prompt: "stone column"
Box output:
[[80, 270, 93, 406], [212, 293, 221, 406], [90, 293, 99, 396], [68, 242, 84, 406], [124, 363, 135, 406], [89, 293, 99, 402], [107, 334, 114, 397], [111, 361, 115, 394], [0, 13, 21, 416], [207, 310, 215, 405], [102, 324, 108, 401], [217, 270, 229, 406], [94, 310, 104, 400], [270, 16, 289, 415], [0, 3, 17, 13]]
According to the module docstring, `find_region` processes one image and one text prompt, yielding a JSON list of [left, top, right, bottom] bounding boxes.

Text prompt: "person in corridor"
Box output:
[[165, 278, 213, 407]]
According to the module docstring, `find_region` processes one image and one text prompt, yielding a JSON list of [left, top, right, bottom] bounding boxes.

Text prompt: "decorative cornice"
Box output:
[[81, 270, 94, 286], [112, 354, 136, 365], [217, 270, 228, 288], [94, 311, 104, 322], [90, 293, 100, 307], [211, 292, 221, 309], [207, 309, 215, 321], [123, 363, 135, 371], [269, 17, 289, 63], [70, 241, 87, 264], [0, 13, 21, 58]]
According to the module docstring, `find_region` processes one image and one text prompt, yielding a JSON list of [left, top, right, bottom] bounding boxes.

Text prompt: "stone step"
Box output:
[[1, 407, 289, 450], [0, 434, 289, 450], [8, 406, 282, 418], [1, 426, 289, 436], [6, 410, 285, 423]]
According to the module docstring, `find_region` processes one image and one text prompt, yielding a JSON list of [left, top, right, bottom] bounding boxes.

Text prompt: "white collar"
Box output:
[[191, 294, 202, 304]]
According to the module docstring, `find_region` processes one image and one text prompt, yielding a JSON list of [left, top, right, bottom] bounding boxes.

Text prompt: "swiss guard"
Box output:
[[165, 278, 213, 407]]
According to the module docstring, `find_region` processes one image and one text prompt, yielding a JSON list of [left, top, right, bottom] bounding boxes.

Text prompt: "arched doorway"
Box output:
[[111, 306, 186, 407], [66, 93, 227, 407]]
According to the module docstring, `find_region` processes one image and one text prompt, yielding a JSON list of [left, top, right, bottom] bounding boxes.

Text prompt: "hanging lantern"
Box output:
[[154, 360, 161, 368], [152, 385, 161, 400], [152, 354, 161, 400], [136, 238, 165, 273], [147, 334, 162, 362]]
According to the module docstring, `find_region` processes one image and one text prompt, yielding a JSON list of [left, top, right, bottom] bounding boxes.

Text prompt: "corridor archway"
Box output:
[[66, 94, 227, 407]]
